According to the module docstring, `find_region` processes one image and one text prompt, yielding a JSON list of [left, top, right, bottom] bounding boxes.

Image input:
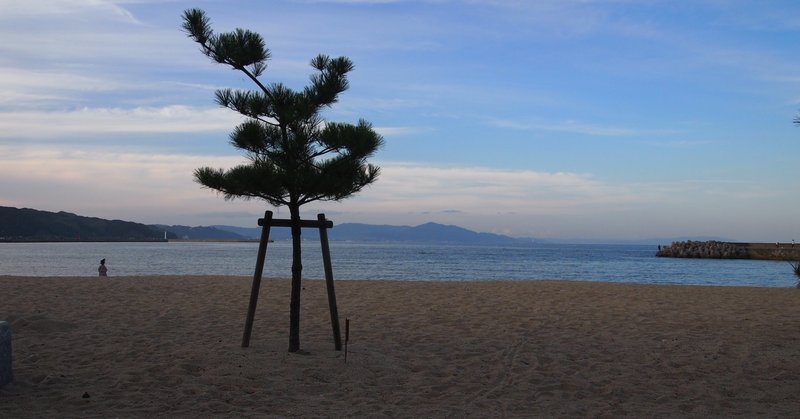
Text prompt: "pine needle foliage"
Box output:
[[182, 8, 382, 208], [182, 8, 383, 352], [790, 261, 800, 288]]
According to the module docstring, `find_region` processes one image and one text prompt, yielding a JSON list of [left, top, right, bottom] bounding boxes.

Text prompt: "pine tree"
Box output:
[[182, 8, 383, 352]]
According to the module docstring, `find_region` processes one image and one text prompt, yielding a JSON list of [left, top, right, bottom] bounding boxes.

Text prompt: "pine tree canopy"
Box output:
[[182, 8, 383, 209]]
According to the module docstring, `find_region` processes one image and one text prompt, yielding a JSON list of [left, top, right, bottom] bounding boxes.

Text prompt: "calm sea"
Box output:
[[0, 241, 796, 287]]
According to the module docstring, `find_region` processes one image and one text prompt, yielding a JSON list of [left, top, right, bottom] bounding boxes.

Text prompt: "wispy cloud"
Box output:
[[490, 118, 639, 137], [0, 1, 199, 72], [0, 68, 123, 109], [0, 0, 141, 24], [0, 144, 255, 224], [350, 162, 641, 213], [0, 103, 425, 143], [318, 161, 793, 239], [0, 106, 242, 138], [0, 149, 636, 229], [374, 127, 430, 137]]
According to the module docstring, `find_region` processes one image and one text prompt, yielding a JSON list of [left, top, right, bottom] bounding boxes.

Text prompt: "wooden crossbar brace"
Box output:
[[258, 217, 333, 229], [241, 211, 343, 351]]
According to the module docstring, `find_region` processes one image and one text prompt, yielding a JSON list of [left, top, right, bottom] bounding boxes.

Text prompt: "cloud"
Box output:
[[0, 0, 141, 24], [0, 1, 200, 76], [0, 103, 424, 150], [346, 161, 641, 214], [0, 106, 243, 139], [315, 161, 794, 239], [0, 68, 124, 109], [374, 126, 430, 137], [0, 147, 636, 227], [490, 118, 638, 137], [0, 144, 258, 225]]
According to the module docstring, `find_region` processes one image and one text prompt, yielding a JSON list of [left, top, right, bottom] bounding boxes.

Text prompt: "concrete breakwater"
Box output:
[[656, 241, 800, 261]]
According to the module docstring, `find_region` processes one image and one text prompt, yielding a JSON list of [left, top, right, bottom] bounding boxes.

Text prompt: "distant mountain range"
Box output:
[[1, 206, 525, 244], [158, 221, 527, 244], [205, 222, 528, 245], [0, 206, 722, 245]]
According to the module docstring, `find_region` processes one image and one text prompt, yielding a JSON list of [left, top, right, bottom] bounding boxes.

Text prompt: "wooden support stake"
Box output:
[[344, 318, 350, 363], [241, 211, 341, 351], [0, 321, 11, 387], [318, 213, 343, 351], [241, 210, 273, 347]]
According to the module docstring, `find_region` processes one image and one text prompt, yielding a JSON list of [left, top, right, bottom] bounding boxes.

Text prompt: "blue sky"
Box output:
[[1, 0, 799, 241]]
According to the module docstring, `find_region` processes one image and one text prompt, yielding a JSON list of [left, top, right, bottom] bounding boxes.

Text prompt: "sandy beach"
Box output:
[[1, 275, 799, 417]]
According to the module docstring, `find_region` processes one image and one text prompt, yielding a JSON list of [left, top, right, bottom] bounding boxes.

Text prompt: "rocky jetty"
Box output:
[[657, 241, 800, 261], [656, 241, 747, 259]]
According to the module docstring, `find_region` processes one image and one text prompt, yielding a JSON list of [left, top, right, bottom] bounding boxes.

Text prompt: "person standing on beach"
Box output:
[[98, 259, 108, 277]]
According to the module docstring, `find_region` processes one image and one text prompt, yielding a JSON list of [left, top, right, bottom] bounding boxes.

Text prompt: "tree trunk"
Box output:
[[288, 203, 303, 352]]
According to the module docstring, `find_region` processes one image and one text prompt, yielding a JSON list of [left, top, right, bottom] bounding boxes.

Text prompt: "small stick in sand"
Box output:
[[345, 318, 350, 363]]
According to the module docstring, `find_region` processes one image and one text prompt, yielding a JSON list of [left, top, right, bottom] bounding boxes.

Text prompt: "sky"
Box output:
[[1, 0, 800, 242]]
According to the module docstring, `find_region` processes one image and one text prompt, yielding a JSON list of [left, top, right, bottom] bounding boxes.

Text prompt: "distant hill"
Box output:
[[0, 206, 165, 242], [334, 222, 524, 244], [213, 221, 527, 244], [210, 225, 263, 239], [2, 206, 722, 245]]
